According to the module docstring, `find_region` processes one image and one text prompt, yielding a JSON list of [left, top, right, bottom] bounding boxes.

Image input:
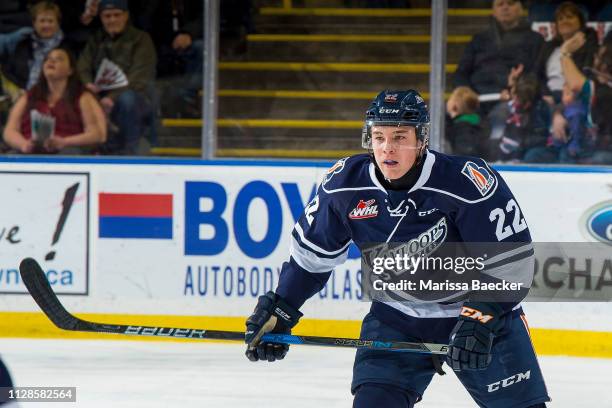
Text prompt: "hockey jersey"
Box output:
[[276, 150, 534, 321]]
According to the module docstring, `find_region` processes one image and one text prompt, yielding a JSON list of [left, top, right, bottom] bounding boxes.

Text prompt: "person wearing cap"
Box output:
[[77, 0, 156, 155], [454, 0, 544, 116]]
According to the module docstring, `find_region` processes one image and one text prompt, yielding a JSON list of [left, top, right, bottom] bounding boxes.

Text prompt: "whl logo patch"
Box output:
[[349, 199, 378, 220], [461, 161, 495, 196], [384, 93, 398, 102]]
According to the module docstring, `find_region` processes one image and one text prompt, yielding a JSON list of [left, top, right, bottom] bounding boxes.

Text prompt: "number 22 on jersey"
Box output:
[[489, 198, 527, 241]]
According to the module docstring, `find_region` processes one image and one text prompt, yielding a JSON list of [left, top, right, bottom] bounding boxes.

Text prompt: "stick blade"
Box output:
[[19, 258, 80, 331]]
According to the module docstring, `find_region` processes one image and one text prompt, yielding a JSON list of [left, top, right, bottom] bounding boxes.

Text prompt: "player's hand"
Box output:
[[446, 302, 505, 371], [245, 291, 302, 362]]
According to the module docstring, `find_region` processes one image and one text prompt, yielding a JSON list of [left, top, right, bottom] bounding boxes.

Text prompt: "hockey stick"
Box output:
[[19, 258, 448, 355]]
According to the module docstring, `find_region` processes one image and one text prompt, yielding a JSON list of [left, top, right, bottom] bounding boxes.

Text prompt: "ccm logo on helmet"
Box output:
[[460, 306, 494, 323], [379, 108, 400, 114], [487, 370, 531, 392]]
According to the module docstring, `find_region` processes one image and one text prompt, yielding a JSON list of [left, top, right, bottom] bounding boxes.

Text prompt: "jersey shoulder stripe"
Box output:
[[321, 154, 385, 195], [420, 151, 500, 204]]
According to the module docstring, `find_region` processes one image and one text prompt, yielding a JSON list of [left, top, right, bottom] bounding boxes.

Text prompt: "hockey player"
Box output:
[[0, 358, 15, 405], [245, 90, 550, 407]]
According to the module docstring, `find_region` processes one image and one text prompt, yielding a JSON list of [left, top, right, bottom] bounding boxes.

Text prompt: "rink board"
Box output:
[[0, 156, 610, 358]]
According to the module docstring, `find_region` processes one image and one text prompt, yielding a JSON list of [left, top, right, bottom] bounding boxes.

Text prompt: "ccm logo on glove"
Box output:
[[274, 307, 291, 322], [460, 306, 494, 323]]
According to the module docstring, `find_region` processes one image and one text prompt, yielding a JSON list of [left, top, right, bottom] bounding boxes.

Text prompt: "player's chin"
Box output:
[[380, 165, 405, 180]]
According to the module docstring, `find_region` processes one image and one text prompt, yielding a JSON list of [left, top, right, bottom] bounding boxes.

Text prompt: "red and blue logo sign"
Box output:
[[99, 193, 173, 239], [461, 161, 495, 196]]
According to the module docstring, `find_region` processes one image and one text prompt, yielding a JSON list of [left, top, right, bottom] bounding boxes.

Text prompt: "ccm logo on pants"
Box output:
[[487, 370, 531, 392]]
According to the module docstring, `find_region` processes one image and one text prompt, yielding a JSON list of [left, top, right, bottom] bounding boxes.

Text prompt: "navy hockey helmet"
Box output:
[[361, 90, 430, 152]]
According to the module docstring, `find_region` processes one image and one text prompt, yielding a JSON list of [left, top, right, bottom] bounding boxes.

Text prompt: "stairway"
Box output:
[[154, 3, 492, 158]]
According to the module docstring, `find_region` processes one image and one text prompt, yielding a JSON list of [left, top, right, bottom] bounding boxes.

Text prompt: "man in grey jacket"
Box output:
[[77, 0, 156, 155]]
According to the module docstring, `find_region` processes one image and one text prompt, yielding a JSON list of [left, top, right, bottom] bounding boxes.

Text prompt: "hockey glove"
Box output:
[[446, 302, 506, 371], [245, 291, 302, 362]]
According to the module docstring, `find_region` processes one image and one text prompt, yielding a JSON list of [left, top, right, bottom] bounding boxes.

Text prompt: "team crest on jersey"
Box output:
[[323, 157, 347, 185], [461, 161, 495, 196], [349, 199, 379, 220], [384, 93, 398, 102]]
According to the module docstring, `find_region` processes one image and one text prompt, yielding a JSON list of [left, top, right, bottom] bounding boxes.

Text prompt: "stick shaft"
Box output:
[[18, 258, 448, 355]]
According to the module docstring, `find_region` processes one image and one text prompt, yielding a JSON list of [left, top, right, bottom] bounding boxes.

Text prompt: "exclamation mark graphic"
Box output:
[[45, 182, 80, 261]]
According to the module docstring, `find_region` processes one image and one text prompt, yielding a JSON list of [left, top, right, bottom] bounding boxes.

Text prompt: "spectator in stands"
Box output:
[[498, 73, 550, 162], [534, 2, 598, 105], [77, 0, 157, 155], [132, 0, 203, 117], [529, 1, 605, 24], [128, 0, 203, 78], [0, 2, 71, 97], [552, 32, 612, 164], [0, 27, 30, 56], [0, 27, 31, 151], [0, 28, 31, 103], [524, 81, 594, 163], [454, 0, 544, 113], [445, 86, 486, 157], [3, 47, 106, 154]]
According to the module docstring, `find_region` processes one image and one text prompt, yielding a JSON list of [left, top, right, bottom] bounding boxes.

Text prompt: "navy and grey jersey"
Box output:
[[276, 150, 534, 319]]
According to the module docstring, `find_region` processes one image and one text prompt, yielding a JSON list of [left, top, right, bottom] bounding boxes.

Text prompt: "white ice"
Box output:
[[0, 338, 610, 407]]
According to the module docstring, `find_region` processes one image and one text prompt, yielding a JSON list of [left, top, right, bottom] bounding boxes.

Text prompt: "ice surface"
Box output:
[[0, 338, 610, 407]]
